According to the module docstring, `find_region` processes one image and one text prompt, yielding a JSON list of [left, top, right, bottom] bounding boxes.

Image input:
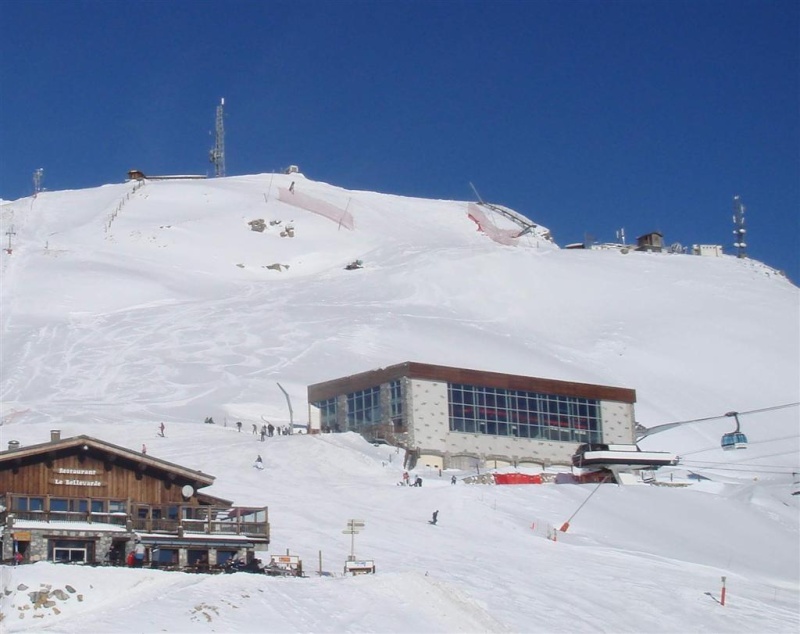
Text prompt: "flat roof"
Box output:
[[308, 362, 636, 403]]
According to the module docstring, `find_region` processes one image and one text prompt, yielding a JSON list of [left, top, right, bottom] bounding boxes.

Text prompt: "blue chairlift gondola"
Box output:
[[721, 411, 748, 450]]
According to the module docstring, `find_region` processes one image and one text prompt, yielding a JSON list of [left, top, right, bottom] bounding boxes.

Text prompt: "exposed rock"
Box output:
[[51, 589, 69, 601], [65, 585, 76, 594], [16, 584, 28, 591], [28, 590, 46, 604]]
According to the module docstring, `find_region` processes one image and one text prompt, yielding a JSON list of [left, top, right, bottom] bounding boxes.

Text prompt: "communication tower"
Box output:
[[33, 168, 44, 195], [732, 196, 747, 259], [209, 98, 226, 177]]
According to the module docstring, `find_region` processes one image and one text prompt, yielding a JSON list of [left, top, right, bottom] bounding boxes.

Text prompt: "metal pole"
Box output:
[[560, 476, 608, 532]]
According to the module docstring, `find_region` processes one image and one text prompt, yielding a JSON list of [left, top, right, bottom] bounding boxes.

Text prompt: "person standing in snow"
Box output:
[[267, 423, 275, 437], [159, 422, 165, 437], [254, 454, 264, 469], [133, 539, 145, 567], [141, 443, 147, 454], [431, 510, 439, 525], [236, 421, 242, 432], [451, 475, 457, 485], [252, 423, 258, 435]]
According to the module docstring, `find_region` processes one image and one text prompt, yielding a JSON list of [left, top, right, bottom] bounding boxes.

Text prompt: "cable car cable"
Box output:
[[678, 434, 800, 457], [638, 401, 800, 435]]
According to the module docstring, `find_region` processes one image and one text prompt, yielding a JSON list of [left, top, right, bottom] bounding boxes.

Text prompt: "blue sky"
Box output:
[[1, 0, 798, 279]]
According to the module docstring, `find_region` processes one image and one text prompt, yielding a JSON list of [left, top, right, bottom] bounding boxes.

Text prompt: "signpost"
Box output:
[[341, 519, 375, 574], [342, 519, 365, 561]]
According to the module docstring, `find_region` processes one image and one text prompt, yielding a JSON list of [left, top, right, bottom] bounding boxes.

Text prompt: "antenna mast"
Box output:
[[732, 195, 746, 259], [209, 98, 226, 177], [33, 168, 44, 196]]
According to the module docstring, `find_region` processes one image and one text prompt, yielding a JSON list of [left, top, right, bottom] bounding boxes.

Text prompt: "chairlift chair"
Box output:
[[721, 411, 748, 450]]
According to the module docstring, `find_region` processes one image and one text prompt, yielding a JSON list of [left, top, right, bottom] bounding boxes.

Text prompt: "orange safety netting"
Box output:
[[278, 188, 355, 230], [467, 203, 519, 246]]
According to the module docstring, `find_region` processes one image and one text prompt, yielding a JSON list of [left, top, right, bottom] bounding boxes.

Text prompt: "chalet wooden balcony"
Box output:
[[2, 506, 270, 540]]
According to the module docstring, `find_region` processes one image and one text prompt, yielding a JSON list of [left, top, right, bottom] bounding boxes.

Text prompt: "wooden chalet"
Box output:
[[0, 431, 269, 571], [636, 231, 664, 252]]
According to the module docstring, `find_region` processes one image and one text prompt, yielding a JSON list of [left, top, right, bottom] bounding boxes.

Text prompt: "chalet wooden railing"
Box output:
[[1, 505, 269, 539]]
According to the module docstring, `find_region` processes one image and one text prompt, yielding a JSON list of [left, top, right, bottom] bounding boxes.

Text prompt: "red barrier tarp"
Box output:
[[493, 473, 542, 485]]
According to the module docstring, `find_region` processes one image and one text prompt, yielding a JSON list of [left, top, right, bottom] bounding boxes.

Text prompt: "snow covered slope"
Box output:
[[0, 173, 797, 632]]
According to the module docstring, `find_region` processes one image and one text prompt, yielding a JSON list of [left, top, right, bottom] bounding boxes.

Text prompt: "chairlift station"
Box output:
[[308, 362, 638, 471]]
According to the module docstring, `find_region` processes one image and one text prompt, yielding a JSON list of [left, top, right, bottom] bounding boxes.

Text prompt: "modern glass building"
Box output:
[[308, 362, 637, 470]]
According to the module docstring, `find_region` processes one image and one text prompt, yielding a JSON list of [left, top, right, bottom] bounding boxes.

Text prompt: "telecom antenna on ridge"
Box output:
[[209, 98, 226, 177], [732, 195, 747, 259], [33, 168, 44, 196]]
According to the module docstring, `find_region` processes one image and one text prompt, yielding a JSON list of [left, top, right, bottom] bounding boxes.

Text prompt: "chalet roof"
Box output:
[[0, 435, 215, 488]]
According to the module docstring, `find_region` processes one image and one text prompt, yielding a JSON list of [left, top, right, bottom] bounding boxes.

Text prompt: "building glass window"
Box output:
[[448, 384, 602, 443], [217, 550, 237, 566], [389, 380, 403, 420], [315, 397, 337, 431], [153, 547, 179, 566], [345, 386, 381, 431], [50, 539, 92, 563], [50, 499, 68, 512]]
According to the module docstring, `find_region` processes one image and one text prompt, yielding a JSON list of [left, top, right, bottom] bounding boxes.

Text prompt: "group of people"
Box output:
[[251, 422, 285, 440], [125, 539, 146, 567], [400, 471, 424, 487], [231, 420, 291, 439]]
